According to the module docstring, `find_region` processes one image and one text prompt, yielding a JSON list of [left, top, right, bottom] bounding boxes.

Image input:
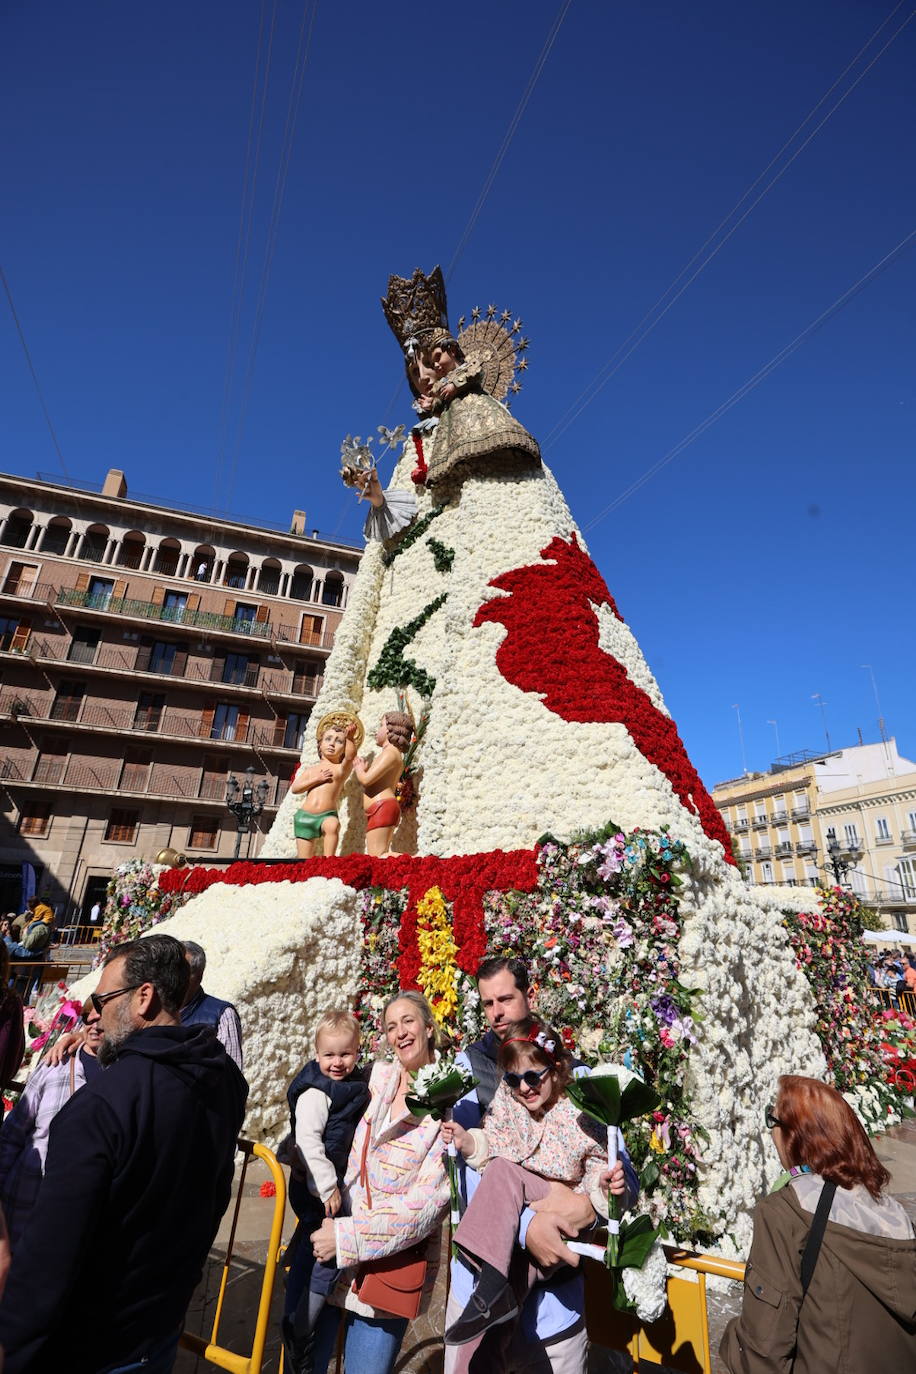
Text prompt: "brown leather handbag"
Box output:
[[353, 1113, 428, 1320]]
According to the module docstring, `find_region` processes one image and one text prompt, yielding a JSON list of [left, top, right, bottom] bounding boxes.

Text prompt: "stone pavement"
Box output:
[[175, 1118, 916, 1373]]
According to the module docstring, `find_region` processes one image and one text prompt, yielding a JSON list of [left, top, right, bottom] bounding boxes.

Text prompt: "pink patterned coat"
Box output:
[[331, 1059, 449, 1316]]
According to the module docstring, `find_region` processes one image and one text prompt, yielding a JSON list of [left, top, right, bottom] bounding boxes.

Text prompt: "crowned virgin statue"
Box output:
[[263, 268, 733, 868]]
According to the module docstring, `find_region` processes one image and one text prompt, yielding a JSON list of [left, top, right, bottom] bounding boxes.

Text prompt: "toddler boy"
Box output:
[[282, 1010, 370, 1372]]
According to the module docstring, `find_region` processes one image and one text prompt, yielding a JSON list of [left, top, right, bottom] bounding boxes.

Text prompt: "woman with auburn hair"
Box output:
[[721, 1075, 916, 1373]]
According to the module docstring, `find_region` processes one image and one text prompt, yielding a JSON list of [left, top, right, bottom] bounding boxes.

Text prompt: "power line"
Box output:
[[446, 0, 574, 280], [224, 0, 319, 509], [213, 0, 280, 510], [543, 2, 915, 451], [1, 264, 70, 478], [359, 0, 575, 505], [581, 227, 916, 533]]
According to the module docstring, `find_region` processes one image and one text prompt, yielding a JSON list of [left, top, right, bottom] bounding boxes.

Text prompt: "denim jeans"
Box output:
[[311, 1305, 409, 1374]]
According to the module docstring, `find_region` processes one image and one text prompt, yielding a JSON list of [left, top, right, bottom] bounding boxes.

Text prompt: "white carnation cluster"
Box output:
[[263, 439, 737, 868], [68, 876, 364, 1144], [621, 1239, 669, 1322], [677, 869, 826, 1239]]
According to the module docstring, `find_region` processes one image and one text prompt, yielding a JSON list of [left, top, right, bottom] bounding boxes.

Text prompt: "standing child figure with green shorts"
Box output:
[[290, 713, 362, 858]]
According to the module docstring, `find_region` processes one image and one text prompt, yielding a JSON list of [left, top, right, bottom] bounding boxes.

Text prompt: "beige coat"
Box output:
[[721, 1175, 916, 1373]]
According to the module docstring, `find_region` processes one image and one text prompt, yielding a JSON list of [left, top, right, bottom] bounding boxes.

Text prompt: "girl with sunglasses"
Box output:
[[440, 1016, 637, 1366]]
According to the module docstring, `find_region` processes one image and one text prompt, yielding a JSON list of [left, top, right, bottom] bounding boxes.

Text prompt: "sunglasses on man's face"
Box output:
[[88, 983, 144, 1018], [503, 1066, 552, 1092], [764, 1106, 783, 1130]]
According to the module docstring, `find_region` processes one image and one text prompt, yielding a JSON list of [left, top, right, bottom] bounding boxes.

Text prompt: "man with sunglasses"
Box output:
[[0, 933, 248, 1374], [445, 957, 637, 1374]]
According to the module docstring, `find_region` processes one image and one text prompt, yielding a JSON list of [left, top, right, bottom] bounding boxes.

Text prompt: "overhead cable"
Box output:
[[224, 0, 320, 508], [212, 0, 280, 510], [1, 265, 70, 478], [446, 0, 574, 280], [582, 227, 916, 533], [544, 2, 915, 451]]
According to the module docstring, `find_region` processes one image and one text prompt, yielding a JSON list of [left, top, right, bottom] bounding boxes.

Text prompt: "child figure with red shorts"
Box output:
[[354, 711, 413, 857]]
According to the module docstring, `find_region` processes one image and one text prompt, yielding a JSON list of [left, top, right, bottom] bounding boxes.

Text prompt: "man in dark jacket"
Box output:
[[0, 933, 248, 1374]]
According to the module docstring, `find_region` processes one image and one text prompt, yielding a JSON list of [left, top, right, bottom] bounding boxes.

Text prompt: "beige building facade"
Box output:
[[712, 739, 916, 935], [0, 469, 361, 921]]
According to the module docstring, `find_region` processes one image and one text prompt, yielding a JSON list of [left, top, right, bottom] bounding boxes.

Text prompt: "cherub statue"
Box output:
[[354, 711, 414, 857], [290, 712, 363, 858]]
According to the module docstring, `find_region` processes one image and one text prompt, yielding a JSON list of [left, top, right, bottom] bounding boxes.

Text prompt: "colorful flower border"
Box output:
[[120, 827, 912, 1240]]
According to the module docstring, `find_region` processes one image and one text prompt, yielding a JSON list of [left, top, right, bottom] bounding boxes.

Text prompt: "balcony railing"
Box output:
[[732, 818, 749, 831], [791, 805, 810, 820], [32, 757, 65, 784], [28, 634, 324, 697], [755, 845, 772, 860], [751, 815, 769, 829], [795, 840, 817, 856], [5, 754, 284, 808], [901, 829, 916, 849], [56, 586, 276, 638], [210, 661, 261, 689], [1, 579, 56, 604], [774, 841, 794, 858], [0, 691, 297, 750], [771, 809, 788, 824]]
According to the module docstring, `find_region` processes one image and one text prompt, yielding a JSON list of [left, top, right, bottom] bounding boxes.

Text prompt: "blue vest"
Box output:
[[180, 988, 234, 1028], [287, 1060, 370, 1179]]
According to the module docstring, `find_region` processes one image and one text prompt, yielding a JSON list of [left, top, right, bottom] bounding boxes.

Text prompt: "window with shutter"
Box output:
[[188, 815, 219, 849], [18, 802, 51, 837], [104, 809, 139, 843], [51, 681, 86, 722]]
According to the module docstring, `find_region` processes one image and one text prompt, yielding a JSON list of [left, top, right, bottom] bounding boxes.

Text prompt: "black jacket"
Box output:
[[0, 1022, 248, 1373]]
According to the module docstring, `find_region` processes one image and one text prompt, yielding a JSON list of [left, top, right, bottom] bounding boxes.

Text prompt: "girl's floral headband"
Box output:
[[503, 1025, 558, 1059]]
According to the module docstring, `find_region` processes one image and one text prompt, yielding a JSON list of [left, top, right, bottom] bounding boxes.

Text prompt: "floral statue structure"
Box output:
[[71, 269, 906, 1253]]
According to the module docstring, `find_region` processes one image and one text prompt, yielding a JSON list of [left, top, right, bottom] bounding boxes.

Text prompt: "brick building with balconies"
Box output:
[[0, 468, 361, 919]]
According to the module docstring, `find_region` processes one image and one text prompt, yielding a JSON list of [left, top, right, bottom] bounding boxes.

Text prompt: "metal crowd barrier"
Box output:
[[179, 1138, 286, 1374], [875, 986, 916, 1016], [585, 1246, 746, 1374]]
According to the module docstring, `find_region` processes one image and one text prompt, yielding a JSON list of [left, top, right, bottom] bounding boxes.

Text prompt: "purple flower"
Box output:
[[612, 916, 634, 948], [651, 994, 679, 1027]]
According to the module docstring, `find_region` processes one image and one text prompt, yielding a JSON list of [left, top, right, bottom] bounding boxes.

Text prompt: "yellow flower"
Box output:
[[416, 887, 460, 1029], [649, 1129, 666, 1154]]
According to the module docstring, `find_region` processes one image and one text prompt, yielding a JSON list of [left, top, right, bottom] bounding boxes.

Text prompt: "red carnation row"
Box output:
[[158, 849, 539, 987]]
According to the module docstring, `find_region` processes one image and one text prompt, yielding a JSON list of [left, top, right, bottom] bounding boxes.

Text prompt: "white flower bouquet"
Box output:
[[565, 1063, 665, 1313], [406, 1056, 477, 1234]]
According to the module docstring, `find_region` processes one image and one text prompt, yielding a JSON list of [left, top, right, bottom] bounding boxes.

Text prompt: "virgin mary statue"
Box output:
[[262, 267, 733, 871]]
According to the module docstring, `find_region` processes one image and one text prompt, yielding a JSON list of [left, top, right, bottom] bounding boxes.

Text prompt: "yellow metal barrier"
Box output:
[[585, 1245, 746, 1374], [179, 1138, 287, 1374]]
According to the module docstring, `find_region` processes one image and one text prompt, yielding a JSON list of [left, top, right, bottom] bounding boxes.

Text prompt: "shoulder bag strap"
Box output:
[[800, 1180, 836, 1298], [359, 1111, 373, 1211], [69, 1052, 77, 1099]]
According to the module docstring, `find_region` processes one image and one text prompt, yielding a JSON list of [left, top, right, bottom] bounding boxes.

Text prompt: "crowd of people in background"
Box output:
[[868, 949, 916, 999], [0, 930, 912, 1372]]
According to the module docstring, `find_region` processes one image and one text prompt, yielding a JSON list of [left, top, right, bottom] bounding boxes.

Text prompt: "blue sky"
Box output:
[[3, 0, 914, 788]]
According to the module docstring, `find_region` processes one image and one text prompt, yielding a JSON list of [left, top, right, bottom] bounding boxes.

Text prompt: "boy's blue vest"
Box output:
[[287, 1060, 370, 1180]]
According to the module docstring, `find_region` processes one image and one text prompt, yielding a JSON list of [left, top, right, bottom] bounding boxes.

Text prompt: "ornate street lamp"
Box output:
[[225, 765, 269, 860], [825, 838, 863, 888]]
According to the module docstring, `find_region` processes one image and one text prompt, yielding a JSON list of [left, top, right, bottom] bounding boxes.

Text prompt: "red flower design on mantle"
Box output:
[[473, 534, 734, 863], [159, 850, 540, 986]]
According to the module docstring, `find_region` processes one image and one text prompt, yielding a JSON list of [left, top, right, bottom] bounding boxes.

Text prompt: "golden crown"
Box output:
[[381, 265, 451, 357]]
